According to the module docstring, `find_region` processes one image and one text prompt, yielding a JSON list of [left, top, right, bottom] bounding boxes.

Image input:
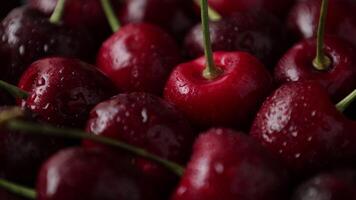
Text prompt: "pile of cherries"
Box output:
[[0, 0, 356, 199]]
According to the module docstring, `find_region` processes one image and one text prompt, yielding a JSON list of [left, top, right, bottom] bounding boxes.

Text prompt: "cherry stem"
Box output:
[[0, 179, 36, 199], [195, 0, 221, 21], [0, 80, 28, 99], [336, 89, 356, 112], [100, 0, 121, 32], [49, 0, 66, 25], [312, 0, 331, 70], [201, 0, 221, 80], [6, 120, 185, 177]]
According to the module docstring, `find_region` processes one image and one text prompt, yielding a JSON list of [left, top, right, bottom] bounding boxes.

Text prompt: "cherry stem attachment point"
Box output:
[[0, 80, 28, 99], [49, 0, 66, 24], [201, 0, 221, 80], [336, 89, 356, 112], [195, 0, 221, 21], [312, 0, 331, 71], [100, 0, 121, 32], [6, 120, 185, 177], [0, 178, 36, 199]]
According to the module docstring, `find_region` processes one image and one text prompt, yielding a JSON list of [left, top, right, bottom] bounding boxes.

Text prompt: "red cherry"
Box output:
[[97, 23, 181, 95], [37, 148, 161, 200], [250, 81, 356, 176], [292, 170, 356, 200], [164, 52, 272, 129], [274, 36, 356, 102], [18, 57, 116, 128], [288, 0, 356, 47], [84, 92, 195, 197], [172, 128, 290, 200], [207, 0, 295, 17]]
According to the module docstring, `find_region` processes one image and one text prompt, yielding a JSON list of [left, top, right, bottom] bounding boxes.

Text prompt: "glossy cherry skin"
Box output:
[[118, 0, 198, 40], [288, 0, 356, 47], [0, 107, 71, 185], [185, 11, 285, 68], [37, 148, 160, 200], [18, 57, 116, 128], [0, 0, 20, 18], [0, 7, 97, 84], [274, 36, 356, 102], [207, 0, 295, 17], [164, 52, 272, 129], [84, 92, 195, 196], [172, 128, 290, 200], [250, 81, 356, 177], [292, 170, 356, 200], [97, 23, 181, 95]]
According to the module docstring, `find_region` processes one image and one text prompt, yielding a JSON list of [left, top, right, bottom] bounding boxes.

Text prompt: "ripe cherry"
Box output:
[[250, 81, 356, 176], [0, 6, 96, 84], [18, 57, 116, 128], [172, 128, 290, 200], [97, 23, 182, 95]]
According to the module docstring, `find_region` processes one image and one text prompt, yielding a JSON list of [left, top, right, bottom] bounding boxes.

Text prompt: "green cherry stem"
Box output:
[[5, 120, 185, 177], [336, 89, 356, 112], [201, 0, 221, 80], [195, 0, 222, 21], [312, 0, 331, 70], [100, 0, 121, 32], [0, 178, 36, 199], [0, 80, 28, 99], [49, 0, 67, 24]]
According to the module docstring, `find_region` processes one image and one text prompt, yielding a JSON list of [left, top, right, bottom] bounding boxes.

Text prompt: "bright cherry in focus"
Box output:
[[84, 92, 195, 197], [185, 11, 285, 68], [172, 128, 289, 200], [250, 81, 356, 176], [0, 7, 97, 84], [292, 170, 356, 200], [164, 52, 272, 129], [207, 0, 295, 17], [275, 36, 356, 102], [118, 0, 198, 40], [97, 23, 181, 95], [18, 57, 116, 128], [37, 148, 160, 200], [288, 0, 356, 47]]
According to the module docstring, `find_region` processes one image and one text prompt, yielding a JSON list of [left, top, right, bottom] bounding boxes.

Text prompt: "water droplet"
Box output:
[[19, 45, 25, 55], [214, 163, 224, 174], [141, 109, 148, 123], [295, 153, 301, 158], [291, 131, 298, 137]]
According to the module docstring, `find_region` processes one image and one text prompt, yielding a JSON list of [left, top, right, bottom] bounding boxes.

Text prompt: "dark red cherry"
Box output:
[[18, 57, 116, 128], [164, 52, 272, 129], [97, 23, 181, 95], [185, 11, 286, 68], [0, 1, 21, 18], [118, 0, 198, 40], [37, 148, 160, 200], [287, 0, 356, 47], [207, 0, 295, 17], [84, 92, 195, 196], [274, 36, 356, 102], [292, 170, 356, 200], [0, 7, 97, 84], [172, 128, 290, 200], [0, 107, 71, 185], [250, 81, 356, 176]]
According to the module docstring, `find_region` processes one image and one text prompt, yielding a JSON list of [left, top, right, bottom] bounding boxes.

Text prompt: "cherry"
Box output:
[[37, 147, 161, 200], [292, 170, 356, 200], [184, 10, 286, 68], [0, 107, 71, 185], [207, 0, 295, 17], [0, 1, 21, 18], [250, 81, 356, 176], [97, 23, 182, 95], [172, 128, 290, 200], [165, 0, 272, 129], [287, 0, 356, 47], [0, 6, 97, 84], [18, 57, 116, 128], [118, 0, 198, 40], [83, 92, 195, 195]]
